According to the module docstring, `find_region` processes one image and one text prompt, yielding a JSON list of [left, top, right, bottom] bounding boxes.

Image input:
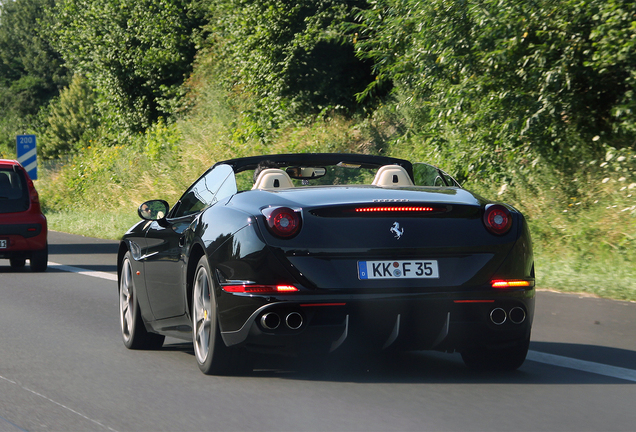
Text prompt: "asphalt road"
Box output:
[[0, 231, 635, 432]]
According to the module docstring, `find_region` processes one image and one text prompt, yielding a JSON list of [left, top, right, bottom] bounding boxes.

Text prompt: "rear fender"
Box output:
[[207, 224, 306, 333], [490, 215, 534, 281]]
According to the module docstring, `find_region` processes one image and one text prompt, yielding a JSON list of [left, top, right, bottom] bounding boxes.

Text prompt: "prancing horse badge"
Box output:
[[390, 222, 404, 239]]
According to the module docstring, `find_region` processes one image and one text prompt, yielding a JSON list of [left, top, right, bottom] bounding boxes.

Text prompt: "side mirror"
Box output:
[[138, 200, 170, 221]]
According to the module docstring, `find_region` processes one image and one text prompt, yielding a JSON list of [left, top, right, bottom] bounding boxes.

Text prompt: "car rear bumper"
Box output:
[[0, 217, 47, 257], [219, 287, 534, 354]]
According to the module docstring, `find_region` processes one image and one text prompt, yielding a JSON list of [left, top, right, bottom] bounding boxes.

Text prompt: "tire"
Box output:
[[30, 245, 48, 272], [10, 257, 26, 269], [119, 252, 165, 350], [192, 256, 251, 375], [461, 336, 530, 371]]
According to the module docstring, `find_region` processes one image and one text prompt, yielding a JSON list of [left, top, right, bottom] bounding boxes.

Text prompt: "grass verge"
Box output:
[[45, 210, 140, 241], [535, 251, 636, 301]]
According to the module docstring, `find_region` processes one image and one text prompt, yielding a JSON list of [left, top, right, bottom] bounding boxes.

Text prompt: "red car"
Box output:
[[0, 159, 47, 271]]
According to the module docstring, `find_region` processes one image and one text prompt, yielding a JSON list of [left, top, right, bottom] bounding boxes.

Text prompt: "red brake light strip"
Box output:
[[355, 206, 438, 212], [223, 284, 299, 293]]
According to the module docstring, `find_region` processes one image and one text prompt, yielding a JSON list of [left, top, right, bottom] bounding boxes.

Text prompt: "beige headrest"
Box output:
[[372, 165, 414, 187], [252, 168, 295, 190]]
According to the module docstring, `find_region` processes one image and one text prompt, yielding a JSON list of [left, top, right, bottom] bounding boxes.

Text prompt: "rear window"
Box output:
[[0, 168, 29, 213]]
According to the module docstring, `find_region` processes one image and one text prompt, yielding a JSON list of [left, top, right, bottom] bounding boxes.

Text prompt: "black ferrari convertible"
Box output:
[[118, 153, 535, 374]]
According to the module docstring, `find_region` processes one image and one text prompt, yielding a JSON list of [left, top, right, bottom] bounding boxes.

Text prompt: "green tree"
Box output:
[[51, 0, 207, 132], [209, 0, 374, 127], [0, 0, 69, 153], [352, 0, 636, 178], [41, 74, 99, 158]]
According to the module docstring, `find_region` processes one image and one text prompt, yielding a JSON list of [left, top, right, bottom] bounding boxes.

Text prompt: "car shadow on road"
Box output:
[[0, 263, 31, 273], [163, 340, 636, 385], [0, 262, 117, 273], [255, 348, 636, 385], [47, 264, 118, 273], [530, 341, 636, 371], [49, 243, 119, 255]]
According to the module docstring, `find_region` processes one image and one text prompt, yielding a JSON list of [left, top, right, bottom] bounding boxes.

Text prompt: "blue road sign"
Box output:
[[16, 134, 37, 180]]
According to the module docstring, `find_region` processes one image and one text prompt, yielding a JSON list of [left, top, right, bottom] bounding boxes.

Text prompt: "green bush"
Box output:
[[40, 75, 99, 159], [50, 0, 207, 132], [207, 0, 374, 127], [352, 0, 636, 170]]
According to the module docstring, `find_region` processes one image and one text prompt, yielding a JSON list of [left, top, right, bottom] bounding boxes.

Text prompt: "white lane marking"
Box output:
[[0, 375, 118, 432], [48, 262, 118, 281], [527, 350, 636, 382]]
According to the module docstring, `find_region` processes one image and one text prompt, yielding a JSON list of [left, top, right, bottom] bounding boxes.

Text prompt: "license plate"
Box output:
[[358, 260, 439, 280], [0, 239, 7, 249]]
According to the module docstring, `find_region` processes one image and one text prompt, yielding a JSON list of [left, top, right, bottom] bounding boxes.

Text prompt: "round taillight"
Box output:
[[262, 207, 301, 238], [483, 204, 512, 235]]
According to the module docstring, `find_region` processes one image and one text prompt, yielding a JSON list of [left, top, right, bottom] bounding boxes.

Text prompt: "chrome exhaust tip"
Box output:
[[509, 307, 526, 324], [285, 312, 304, 330], [260, 312, 281, 330], [490, 308, 507, 325]]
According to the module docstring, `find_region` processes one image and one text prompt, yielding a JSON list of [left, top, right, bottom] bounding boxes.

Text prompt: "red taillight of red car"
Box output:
[[30, 186, 40, 204], [483, 204, 512, 235], [222, 284, 299, 293], [19, 168, 41, 209], [262, 206, 301, 238]]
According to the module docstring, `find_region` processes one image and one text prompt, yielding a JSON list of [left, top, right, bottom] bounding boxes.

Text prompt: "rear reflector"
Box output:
[[453, 300, 495, 303], [491, 280, 531, 288], [223, 284, 299, 293], [300, 303, 347, 307]]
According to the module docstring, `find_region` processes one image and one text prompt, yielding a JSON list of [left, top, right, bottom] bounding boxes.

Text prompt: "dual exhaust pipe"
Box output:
[[490, 307, 526, 325], [263, 307, 523, 329], [260, 311, 304, 330]]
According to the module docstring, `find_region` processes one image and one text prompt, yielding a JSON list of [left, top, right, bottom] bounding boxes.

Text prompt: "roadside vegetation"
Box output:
[[1, 0, 634, 300]]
